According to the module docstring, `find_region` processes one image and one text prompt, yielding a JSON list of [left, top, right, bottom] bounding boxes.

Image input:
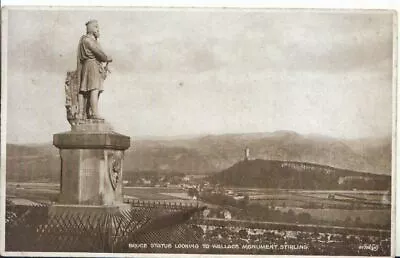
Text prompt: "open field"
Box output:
[[250, 195, 389, 209], [6, 182, 391, 228], [277, 207, 390, 226], [242, 188, 390, 209], [7, 182, 391, 205], [161, 192, 194, 199], [250, 192, 390, 202], [228, 187, 391, 195], [6, 183, 193, 202], [6, 182, 59, 203], [124, 186, 190, 200]]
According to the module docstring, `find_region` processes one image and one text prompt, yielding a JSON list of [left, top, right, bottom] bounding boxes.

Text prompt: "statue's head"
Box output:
[[86, 19, 100, 39]]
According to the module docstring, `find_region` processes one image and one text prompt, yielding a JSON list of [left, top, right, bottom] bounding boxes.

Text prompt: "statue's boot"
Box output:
[[89, 114, 104, 120], [76, 113, 84, 120]]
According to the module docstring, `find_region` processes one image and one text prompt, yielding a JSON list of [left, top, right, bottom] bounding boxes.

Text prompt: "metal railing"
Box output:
[[6, 203, 204, 252]]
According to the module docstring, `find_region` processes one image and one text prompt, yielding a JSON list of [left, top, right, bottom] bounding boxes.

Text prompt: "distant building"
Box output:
[[141, 178, 151, 185], [203, 209, 210, 218], [226, 190, 234, 196], [382, 192, 390, 205], [222, 210, 232, 220], [234, 195, 245, 200], [338, 176, 372, 185], [244, 147, 250, 161]]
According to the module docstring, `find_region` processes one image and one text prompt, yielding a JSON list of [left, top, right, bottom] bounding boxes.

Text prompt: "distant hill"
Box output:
[[126, 131, 391, 175], [209, 159, 391, 190], [6, 144, 60, 182], [6, 131, 391, 182]]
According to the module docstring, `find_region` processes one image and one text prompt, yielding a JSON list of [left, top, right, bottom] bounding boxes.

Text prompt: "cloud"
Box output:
[[7, 9, 393, 75], [212, 11, 393, 74], [5, 9, 394, 143]]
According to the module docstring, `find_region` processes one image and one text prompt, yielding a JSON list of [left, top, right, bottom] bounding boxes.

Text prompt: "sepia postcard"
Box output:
[[0, 5, 397, 258]]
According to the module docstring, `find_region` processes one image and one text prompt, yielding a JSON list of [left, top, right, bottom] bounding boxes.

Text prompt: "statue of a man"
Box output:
[[76, 19, 112, 120]]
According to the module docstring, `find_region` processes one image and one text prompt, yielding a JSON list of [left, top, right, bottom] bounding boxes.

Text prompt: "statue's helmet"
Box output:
[[85, 19, 99, 34]]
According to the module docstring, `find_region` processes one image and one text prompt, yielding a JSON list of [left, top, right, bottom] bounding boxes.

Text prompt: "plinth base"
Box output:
[[53, 120, 131, 206]]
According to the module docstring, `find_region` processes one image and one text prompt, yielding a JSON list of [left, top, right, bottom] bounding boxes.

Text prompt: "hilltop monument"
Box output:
[[244, 147, 250, 161], [53, 20, 130, 209]]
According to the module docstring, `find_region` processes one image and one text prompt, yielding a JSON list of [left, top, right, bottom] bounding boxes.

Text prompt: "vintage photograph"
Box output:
[[1, 7, 395, 256]]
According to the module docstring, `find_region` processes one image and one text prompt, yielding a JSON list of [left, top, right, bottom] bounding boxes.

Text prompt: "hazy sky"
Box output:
[[5, 8, 394, 143]]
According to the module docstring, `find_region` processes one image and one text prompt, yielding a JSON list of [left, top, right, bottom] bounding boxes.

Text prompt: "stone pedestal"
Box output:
[[53, 120, 130, 206]]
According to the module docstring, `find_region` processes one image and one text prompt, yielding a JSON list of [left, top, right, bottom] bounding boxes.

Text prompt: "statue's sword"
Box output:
[[105, 62, 111, 74]]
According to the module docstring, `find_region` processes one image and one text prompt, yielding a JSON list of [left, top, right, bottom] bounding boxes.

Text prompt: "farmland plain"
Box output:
[[6, 182, 390, 228]]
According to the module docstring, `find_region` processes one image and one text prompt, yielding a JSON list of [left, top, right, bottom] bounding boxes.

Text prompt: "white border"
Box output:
[[0, 6, 8, 258], [1, 1, 399, 258], [0, 0, 398, 9], [392, 9, 398, 258]]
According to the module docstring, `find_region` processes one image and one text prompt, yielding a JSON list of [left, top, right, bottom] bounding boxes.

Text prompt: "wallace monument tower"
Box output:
[[53, 20, 131, 210]]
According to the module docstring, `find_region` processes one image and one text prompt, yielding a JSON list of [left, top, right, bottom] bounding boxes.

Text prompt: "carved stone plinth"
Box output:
[[53, 120, 131, 206]]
